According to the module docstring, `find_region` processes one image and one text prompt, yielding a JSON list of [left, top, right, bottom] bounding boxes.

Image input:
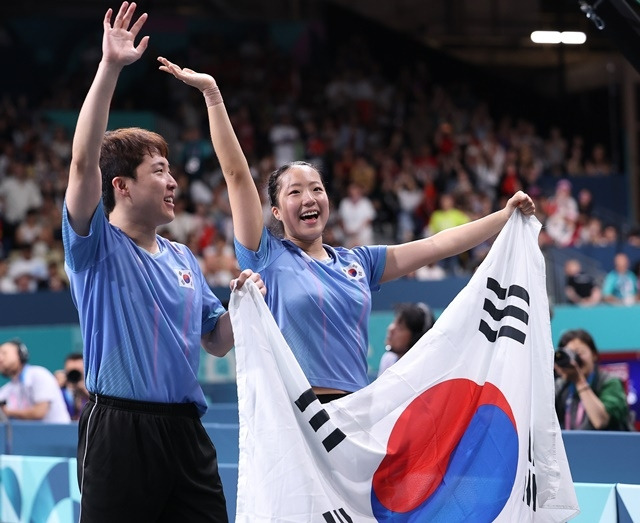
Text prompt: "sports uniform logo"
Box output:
[[175, 268, 195, 289], [341, 262, 365, 280]]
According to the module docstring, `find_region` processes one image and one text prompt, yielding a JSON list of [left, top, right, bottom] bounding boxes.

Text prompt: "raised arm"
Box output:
[[158, 57, 264, 251], [66, 2, 149, 235], [381, 191, 535, 283]]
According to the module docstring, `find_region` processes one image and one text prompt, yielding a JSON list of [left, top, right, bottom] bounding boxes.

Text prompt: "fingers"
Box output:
[[158, 57, 178, 71], [246, 271, 267, 296], [120, 2, 138, 30], [109, 2, 146, 35], [113, 2, 130, 29], [136, 35, 150, 55], [157, 57, 182, 77], [231, 270, 267, 296], [104, 8, 113, 29], [129, 11, 149, 37], [510, 190, 535, 216], [249, 273, 267, 296], [229, 268, 250, 292], [518, 196, 535, 215], [238, 268, 253, 284]]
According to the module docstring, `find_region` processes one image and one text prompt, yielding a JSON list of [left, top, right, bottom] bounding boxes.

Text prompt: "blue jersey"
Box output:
[[235, 228, 386, 392], [62, 202, 225, 415]]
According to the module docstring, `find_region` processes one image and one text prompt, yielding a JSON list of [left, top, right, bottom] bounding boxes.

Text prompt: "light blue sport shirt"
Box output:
[[63, 201, 225, 415], [235, 228, 387, 392]]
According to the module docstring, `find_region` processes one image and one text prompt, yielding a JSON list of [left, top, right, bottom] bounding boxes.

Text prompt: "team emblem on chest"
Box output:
[[341, 262, 365, 280], [175, 268, 195, 289]]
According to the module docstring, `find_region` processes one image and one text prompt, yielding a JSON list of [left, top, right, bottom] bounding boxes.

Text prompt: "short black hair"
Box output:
[[557, 328, 598, 355], [394, 302, 435, 348]]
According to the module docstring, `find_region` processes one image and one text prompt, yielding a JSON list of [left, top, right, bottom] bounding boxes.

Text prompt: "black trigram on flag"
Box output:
[[294, 388, 346, 452], [322, 508, 353, 522], [523, 430, 537, 511], [479, 277, 530, 344]]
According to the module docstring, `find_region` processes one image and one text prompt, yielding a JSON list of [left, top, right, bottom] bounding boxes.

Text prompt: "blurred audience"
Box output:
[[564, 259, 601, 306], [0, 11, 633, 302], [602, 252, 638, 305], [338, 181, 376, 248], [545, 179, 579, 247]]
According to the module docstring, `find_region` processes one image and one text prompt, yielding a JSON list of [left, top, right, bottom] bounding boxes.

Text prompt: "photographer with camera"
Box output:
[[59, 352, 89, 420], [554, 329, 632, 431]]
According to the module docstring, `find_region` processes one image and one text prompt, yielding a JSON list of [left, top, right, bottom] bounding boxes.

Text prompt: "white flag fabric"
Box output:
[[229, 212, 579, 522]]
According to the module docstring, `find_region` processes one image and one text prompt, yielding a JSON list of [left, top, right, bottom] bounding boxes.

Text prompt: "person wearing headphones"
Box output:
[[0, 339, 71, 423], [377, 302, 435, 377]]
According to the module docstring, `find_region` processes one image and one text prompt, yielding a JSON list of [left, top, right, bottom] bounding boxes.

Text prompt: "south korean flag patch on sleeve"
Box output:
[[175, 268, 195, 289]]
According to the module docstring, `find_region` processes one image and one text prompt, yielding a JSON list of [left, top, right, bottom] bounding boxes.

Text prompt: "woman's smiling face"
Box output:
[[272, 164, 329, 243]]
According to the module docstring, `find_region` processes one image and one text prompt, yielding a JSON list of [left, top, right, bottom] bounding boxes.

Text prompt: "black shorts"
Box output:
[[77, 394, 228, 523]]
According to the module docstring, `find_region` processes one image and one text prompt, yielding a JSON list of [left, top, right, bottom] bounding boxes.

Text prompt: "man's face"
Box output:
[[115, 153, 178, 228], [0, 343, 23, 378]]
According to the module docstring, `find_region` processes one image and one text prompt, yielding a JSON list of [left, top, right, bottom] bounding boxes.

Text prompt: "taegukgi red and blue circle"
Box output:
[[371, 378, 518, 521]]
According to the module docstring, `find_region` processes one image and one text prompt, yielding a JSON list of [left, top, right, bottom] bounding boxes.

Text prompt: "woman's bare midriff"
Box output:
[[313, 386, 347, 395]]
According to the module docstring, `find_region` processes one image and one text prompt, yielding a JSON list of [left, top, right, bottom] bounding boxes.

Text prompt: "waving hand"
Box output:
[[102, 2, 149, 67]]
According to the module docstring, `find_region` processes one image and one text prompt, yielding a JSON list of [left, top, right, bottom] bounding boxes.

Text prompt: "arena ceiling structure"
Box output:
[[2, 0, 639, 91], [333, 1, 639, 67]]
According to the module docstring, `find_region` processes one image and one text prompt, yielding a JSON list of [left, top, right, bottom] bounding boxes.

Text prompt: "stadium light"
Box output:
[[530, 31, 587, 45], [560, 32, 587, 44]]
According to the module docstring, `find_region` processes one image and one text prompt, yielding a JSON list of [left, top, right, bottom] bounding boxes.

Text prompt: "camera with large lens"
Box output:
[[66, 369, 83, 384], [554, 348, 583, 368]]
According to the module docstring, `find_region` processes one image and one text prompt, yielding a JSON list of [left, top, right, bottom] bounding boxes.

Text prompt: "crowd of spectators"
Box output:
[[0, 15, 632, 301]]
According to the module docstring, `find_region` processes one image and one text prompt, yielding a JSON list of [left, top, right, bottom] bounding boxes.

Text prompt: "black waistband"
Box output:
[[89, 393, 198, 417]]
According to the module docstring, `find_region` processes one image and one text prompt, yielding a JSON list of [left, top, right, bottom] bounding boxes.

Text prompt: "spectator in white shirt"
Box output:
[[338, 182, 376, 248], [0, 339, 71, 423]]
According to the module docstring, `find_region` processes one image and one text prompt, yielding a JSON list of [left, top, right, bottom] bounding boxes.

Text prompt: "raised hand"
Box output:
[[157, 56, 216, 92], [102, 2, 149, 67]]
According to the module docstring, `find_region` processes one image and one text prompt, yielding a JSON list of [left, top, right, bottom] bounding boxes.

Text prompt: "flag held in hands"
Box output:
[[229, 212, 579, 522]]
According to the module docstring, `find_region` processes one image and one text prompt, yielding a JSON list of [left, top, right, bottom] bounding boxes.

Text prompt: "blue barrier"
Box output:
[[1, 454, 638, 523], [562, 431, 640, 485], [218, 463, 238, 522], [201, 402, 240, 424], [204, 422, 240, 465], [3, 421, 639, 487], [7, 421, 78, 458]]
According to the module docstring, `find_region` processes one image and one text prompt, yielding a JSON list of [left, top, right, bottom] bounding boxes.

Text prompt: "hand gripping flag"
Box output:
[[229, 212, 579, 522]]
